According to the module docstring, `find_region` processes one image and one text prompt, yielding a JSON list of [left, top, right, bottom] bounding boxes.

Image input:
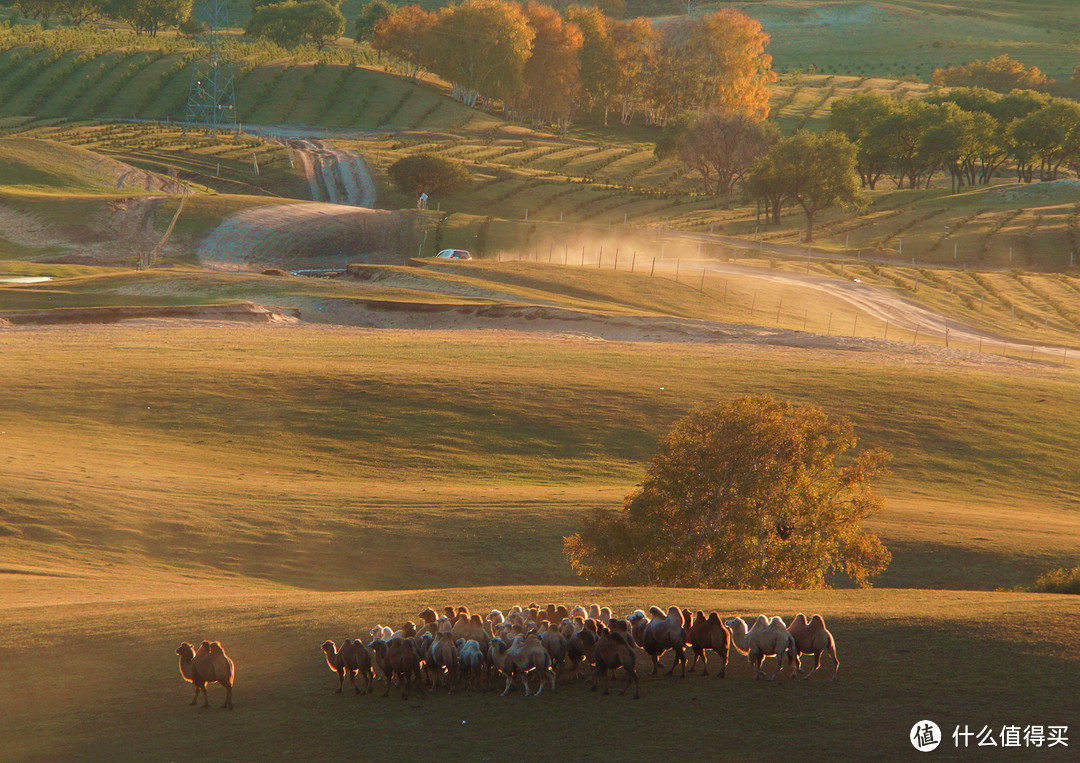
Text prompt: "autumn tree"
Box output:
[[373, 4, 435, 82], [520, 2, 582, 131], [657, 109, 777, 207], [427, 0, 534, 109], [932, 54, 1053, 93], [608, 15, 653, 125], [563, 396, 892, 589], [388, 153, 471, 201], [564, 4, 618, 124], [648, 9, 774, 124]]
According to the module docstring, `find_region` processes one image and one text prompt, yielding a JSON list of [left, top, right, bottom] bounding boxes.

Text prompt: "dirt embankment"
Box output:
[[0, 302, 299, 326], [196, 204, 416, 270]]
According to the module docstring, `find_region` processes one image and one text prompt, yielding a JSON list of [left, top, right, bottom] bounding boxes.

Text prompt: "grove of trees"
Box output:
[[831, 87, 1080, 189], [245, 0, 345, 50], [10, 0, 192, 35], [563, 395, 892, 590], [372, 1, 774, 131]]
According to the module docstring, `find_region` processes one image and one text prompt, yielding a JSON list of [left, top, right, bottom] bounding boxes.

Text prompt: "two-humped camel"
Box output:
[[176, 640, 234, 709]]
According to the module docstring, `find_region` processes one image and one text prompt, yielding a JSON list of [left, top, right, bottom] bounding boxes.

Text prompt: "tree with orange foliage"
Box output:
[[683, 9, 774, 119], [648, 9, 773, 125], [428, 0, 534, 110], [565, 4, 617, 125], [521, 2, 583, 132], [373, 4, 435, 82], [932, 54, 1053, 94], [564, 396, 892, 590], [609, 15, 654, 126]]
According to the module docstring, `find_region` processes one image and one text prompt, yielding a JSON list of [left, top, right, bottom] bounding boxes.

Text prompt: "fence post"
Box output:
[[700, 267, 705, 291], [913, 325, 920, 344], [852, 314, 858, 337], [651, 258, 655, 276], [776, 298, 782, 324], [614, 248, 619, 270], [675, 260, 680, 283]]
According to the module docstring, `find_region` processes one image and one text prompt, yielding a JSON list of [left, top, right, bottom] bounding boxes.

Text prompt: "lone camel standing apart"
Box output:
[[176, 640, 235, 709]]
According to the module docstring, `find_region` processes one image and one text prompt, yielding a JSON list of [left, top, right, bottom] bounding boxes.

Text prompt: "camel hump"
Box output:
[[209, 640, 224, 654], [648, 606, 665, 620], [668, 606, 684, 627], [810, 614, 825, 628], [707, 612, 721, 624]]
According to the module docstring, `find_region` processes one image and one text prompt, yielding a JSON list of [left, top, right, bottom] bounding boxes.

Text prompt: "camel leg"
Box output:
[[828, 645, 840, 682], [222, 683, 233, 710], [546, 666, 556, 695], [751, 652, 764, 679], [671, 645, 686, 678], [717, 647, 727, 679], [768, 654, 783, 681], [651, 655, 660, 676], [189, 686, 200, 706], [500, 673, 513, 697]]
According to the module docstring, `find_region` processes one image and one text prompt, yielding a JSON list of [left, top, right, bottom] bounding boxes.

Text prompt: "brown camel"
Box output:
[[591, 620, 640, 699], [687, 611, 731, 678], [371, 637, 426, 700], [321, 639, 374, 694], [787, 614, 840, 681], [176, 640, 234, 709]]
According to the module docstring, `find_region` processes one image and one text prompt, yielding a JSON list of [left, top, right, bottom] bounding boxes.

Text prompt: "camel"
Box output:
[[687, 611, 731, 678], [371, 637, 426, 700], [566, 623, 598, 680], [627, 610, 649, 648], [426, 631, 460, 692], [642, 606, 687, 677], [726, 615, 797, 681], [537, 621, 567, 674], [456, 638, 487, 691], [591, 620, 640, 699], [176, 640, 234, 709], [787, 614, 840, 681], [321, 639, 374, 695], [490, 633, 556, 697]]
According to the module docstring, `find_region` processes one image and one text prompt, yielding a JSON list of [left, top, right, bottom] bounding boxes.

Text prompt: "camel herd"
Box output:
[[176, 603, 839, 708]]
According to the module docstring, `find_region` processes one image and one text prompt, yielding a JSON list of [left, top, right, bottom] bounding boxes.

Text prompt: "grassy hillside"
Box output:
[[2, 322, 1079, 590], [744, 0, 1080, 81]]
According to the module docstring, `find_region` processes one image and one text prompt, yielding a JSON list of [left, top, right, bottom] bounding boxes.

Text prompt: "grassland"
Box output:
[[1, 323, 1079, 758]]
